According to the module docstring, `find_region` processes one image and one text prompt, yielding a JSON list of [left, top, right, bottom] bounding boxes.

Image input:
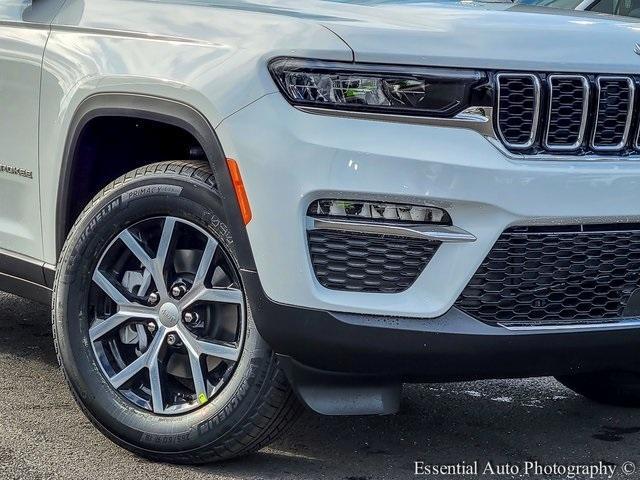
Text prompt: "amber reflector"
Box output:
[[226, 158, 252, 225]]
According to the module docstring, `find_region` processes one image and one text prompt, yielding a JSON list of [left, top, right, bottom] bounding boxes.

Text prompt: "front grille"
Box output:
[[495, 72, 638, 155], [545, 75, 589, 150], [455, 225, 640, 326], [592, 77, 634, 150], [496, 74, 540, 148], [308, 230, 440, 293]]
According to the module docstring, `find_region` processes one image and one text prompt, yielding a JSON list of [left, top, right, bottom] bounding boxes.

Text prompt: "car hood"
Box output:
[[327, 3, 640, 72], [202, 0, 640, 73], [57, 0, 640, 73]]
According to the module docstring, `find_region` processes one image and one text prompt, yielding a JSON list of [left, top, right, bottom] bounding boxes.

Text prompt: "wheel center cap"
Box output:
[[159, 302, 180, 327]]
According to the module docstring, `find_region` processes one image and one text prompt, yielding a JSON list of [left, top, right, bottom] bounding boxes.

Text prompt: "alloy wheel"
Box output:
[[88, 216, 245, 415]]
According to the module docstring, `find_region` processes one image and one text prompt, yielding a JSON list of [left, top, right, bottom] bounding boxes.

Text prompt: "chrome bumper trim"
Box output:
[[306, 217, 476, 243], [498, 318, 640, 331]]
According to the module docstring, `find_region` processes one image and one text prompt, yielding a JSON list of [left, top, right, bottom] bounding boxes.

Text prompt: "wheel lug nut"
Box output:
[[148, 292, 160, 306], [183, 312, 198, 324], [166, 333, 178, 346], [147, 322, 156, 333], [171, 285, 187, 299]]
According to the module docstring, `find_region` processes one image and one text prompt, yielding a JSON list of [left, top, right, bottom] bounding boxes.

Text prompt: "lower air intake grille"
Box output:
[[308, 230, 440, 293], [455, 225, 640, 326]]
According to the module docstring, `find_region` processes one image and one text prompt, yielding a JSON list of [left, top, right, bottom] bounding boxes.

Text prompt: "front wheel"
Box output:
[[556, 371, 640, 407], [53, 161, 301, 463]]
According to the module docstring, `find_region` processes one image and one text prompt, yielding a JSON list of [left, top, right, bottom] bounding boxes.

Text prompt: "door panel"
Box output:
[[0, 2, 62, 260]]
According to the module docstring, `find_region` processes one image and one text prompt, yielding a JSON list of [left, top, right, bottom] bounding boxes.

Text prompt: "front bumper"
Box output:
[[244, 271, 640, 380], [218, 92, 640, 414], [243, 270, 640, 414], [217, 92, 640, 318]]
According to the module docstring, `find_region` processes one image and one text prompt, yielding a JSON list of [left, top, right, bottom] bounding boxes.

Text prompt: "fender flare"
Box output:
[[56, 93, 257, 271]]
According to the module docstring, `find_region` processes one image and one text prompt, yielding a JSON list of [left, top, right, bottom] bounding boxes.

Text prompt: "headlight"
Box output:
[[269, 58, 489, 118]]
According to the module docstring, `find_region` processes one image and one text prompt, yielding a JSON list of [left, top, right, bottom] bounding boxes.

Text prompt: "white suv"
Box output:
[[2, 0, 640, 464]]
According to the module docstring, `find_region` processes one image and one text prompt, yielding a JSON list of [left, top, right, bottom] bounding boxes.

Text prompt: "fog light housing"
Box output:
[[307, 200, 451, 225]]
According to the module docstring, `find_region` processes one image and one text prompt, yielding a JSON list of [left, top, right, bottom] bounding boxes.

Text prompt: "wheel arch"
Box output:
[[56, 93, 257, 272]]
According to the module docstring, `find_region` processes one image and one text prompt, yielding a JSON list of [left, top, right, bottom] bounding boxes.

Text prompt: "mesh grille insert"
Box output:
[[546, 76, 588, 149], [308, 230, 440, 293], [593, 78, 633, 149], [455, 226, 640, 326], [495, 72, 638, 155], [497, 74, 539, 148]]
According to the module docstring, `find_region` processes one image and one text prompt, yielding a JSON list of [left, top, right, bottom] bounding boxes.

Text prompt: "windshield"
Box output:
[[328, 0, 640, 12], [517, 0, 640, 17], [516, 0, 584, 7]]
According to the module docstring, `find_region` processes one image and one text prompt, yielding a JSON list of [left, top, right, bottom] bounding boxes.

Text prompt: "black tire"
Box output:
[[53, 161, 302, 463], [556, 371, 640, 407]]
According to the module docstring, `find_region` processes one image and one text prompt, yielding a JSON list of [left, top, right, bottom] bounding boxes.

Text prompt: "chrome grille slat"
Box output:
[[544, 75, 589, 151], [591, 76, 635, 152], [496, 73, 541, 150]]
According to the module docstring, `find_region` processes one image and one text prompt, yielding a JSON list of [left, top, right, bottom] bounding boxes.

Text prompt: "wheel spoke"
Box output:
[[146, 333, 166, 413], [199, 287, 243, 304], [178, 324, 240, 363], [120, 229, 167, 297], [89, 312, 131, 341], [181, 286, 243, 309], [120, 229, 154, 268], [138, 270, 152, 298], [148, 361, 164, 414], [194, 238, 218, 287], [109, 332, 164, 389], [89, 298, 157, 342], [148, 362, 165, 413], [187, 348, 208, 404], [93, 270, 130, 305], [110, 353, 148, 389], [179, 329, 210, 403], [118, 303, 157, 318], [196, 338, 241, 362], [156, 217, 176, 276], [148, 362, 164, 413], [179, 238, 219, 307], [124, 219, 174, 299]]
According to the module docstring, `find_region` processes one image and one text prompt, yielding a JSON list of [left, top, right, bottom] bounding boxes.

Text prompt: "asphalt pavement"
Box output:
[[0, 292, 638, 480]]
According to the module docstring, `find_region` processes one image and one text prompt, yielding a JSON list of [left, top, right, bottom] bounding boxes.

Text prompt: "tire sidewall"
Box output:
[[54, 170, 273, 454]]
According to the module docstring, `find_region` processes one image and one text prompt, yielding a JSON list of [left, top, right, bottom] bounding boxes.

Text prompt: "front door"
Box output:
[[0, 1, 64, 261]]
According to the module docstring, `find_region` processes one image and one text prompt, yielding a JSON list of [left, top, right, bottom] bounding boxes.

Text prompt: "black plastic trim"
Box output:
[[43, 264, 55, 289], [0, 273, 51, 305], [0, 252, 46, 286], [278, 356, 402, 415], [56, 93, 257, 271], [0, 253, 52, 304], [243, 270, 640, 382]]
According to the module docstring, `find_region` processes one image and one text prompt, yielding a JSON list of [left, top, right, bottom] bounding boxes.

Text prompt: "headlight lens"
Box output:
[[269, 58, 488, 118]]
